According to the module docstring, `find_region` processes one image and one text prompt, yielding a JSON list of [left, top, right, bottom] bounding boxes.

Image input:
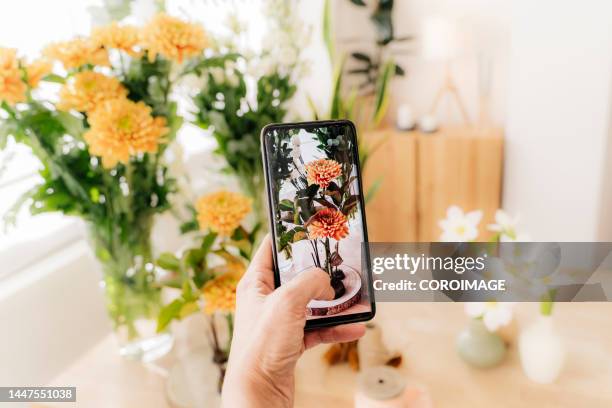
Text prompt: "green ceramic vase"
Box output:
[[456, 318, 506, 368]]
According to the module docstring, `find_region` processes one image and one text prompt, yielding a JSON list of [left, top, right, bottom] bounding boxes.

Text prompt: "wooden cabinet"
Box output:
[[363, 127, 504, 242]]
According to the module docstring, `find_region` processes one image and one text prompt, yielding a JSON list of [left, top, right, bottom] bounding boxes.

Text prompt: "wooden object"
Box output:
[[417, 127, 504, 241], [42, 303, 612, 407], [363, 126, 503, 242], [363, 129, 418, 242]]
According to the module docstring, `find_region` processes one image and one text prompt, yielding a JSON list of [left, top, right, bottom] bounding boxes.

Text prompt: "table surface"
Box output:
[[44, 303, 612, 408]]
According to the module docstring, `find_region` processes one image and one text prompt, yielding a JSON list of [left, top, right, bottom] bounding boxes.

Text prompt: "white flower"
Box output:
[[465, 302, 515, 332], [278, 46, 297, 67], [439, 205, 482, 242], [488, 209, 530, 241], [226, 71, 240, 88], [209, 67, 225, 84]]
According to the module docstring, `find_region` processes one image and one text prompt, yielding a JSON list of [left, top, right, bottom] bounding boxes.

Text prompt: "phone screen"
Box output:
[[262, 120, 374, 324]]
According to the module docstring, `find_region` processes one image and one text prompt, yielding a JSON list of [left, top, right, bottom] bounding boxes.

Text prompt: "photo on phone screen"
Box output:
[[262, 120, 374, 325]]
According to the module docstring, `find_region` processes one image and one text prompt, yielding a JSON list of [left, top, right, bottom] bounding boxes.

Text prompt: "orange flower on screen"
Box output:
[[43, 38, 109, 70], [196, 191, 251, 236], [25, 59, 52, 88], [0, 48, 26, 105], [92, 22, 140, 56], [307, 208, 349, 241], [140, 13, 208, 63], [84, 98, 168, 168], [305, 158, 342, 189], [58, 71, 127, 112]]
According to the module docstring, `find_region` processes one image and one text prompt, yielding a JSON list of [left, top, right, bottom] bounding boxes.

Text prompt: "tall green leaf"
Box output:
[[372, 59, 395, 126], [329, 56, 346, 119], [322, 0, 335, 62]]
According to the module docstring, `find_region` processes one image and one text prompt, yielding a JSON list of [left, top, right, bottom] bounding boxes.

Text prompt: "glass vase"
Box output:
[[88, 217, 173, 361]]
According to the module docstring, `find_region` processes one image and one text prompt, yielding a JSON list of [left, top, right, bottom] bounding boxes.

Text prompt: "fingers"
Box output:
[[240, 235, 275, 289], [281, 267, 335, 307], [304, 324, 366, 350]]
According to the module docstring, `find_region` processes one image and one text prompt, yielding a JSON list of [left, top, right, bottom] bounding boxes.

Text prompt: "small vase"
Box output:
[[519, 315, 565, 384], [89, 219, 173, 361], [456, 319, 506, 368]]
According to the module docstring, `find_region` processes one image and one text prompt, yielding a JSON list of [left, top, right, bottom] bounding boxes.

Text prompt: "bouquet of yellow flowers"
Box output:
[[156, 190, 257, 391], [0, 13, 228, 358]]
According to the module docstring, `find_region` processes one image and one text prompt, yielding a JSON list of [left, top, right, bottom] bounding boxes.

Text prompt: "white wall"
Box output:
[[332, 0, 512, 125], [503, 0, 612, 241], [331, 0, 612, 240], [0, 242, 110, 385]]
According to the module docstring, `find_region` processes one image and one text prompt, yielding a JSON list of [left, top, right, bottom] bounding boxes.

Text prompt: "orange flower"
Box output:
[[84, 98, 168, 168], [43, 38, 109, 70], [58, 71, 127, 113], [140, 13, 208, 63], [307, 208, 349, 241], [92, 22, 140, 56], [25, 59, 52, 88], [202, 271, 242, 315], [305, 158, 342, 189], [0, 47, 26, 105], [196, 191, 251, 236]]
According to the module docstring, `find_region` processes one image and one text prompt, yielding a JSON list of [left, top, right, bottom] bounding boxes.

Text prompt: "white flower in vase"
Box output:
[[488, 209, 531, 241], [439, 205, 482, 242], [465, 302, 515, 332]]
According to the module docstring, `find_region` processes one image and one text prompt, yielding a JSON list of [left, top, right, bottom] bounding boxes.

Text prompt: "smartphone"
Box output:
[[261, 119, 375, 329]]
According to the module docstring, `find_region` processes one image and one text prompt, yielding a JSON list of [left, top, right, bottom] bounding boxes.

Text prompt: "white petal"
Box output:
[[466, 210, 483, 225], [447, 206, 464, 220], [465, 303, 485, 317]]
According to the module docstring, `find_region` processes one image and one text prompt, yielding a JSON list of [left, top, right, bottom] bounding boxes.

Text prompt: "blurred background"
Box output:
[[0, 0, 611, 407]]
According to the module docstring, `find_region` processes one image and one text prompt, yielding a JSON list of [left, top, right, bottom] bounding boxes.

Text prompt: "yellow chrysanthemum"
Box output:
[[58, 71, 127, 113], [0, 47, 26, 105], [25, 59, 52, 88], [202, 271, 242, 315], [84, 98, 168, 168], [196, 191, 251, 236], [140, 13, 208, 63], [92, 22, 140, 56], [43, 38, 109, 70]]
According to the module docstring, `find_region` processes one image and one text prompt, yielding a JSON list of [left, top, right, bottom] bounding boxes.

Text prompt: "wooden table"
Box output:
[[45, 302, 612, 407]]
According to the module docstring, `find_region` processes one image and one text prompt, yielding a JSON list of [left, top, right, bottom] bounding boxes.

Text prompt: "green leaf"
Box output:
[[351, 52, 372, 63], [372, 59, 395, 126], [279, 199, 294, 211], [329, 56, 346, 119], [55, 111, 84, 136], [342, 195, 359, 215], [306, 95, 320, 120], [180, 220, 199, 234], [157, 252, 181, 271], [365, 177, 383, 204], [349, 0, 367, 6], [179, 301, 200, 318], [157, 299, 184, 332], [322, 0, 335, 62], [41, 73, 66, 84], [201, 231, 218, 252]]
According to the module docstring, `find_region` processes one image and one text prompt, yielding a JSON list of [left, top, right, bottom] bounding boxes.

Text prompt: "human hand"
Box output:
[[221, 235, 366, 408]]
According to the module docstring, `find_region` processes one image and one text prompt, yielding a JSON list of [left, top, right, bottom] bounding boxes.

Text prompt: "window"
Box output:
[[0, 1, 94, 277]]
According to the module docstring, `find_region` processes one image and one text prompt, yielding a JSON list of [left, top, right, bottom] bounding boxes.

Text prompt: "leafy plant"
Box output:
[[345, 0, 411, 93]]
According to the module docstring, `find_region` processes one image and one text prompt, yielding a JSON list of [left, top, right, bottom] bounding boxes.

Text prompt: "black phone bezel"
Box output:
[[260, 119, 376, 330]]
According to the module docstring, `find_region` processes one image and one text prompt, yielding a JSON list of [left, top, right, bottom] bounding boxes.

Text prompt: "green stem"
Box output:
[[540, 300, 554, 316]]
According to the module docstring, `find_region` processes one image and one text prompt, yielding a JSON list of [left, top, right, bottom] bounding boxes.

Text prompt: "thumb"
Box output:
[[279, 267, 335, 309]]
